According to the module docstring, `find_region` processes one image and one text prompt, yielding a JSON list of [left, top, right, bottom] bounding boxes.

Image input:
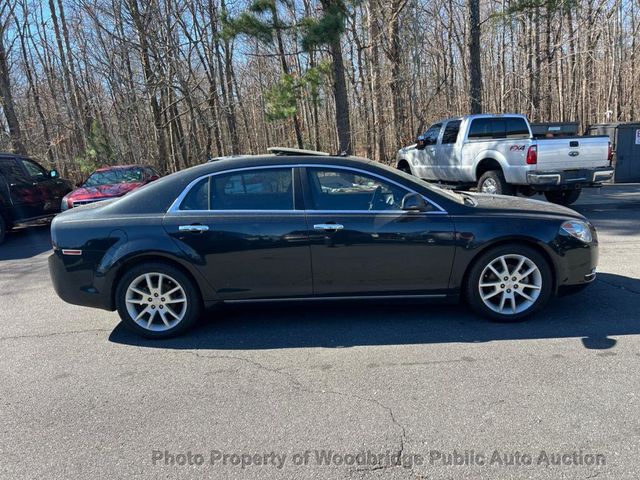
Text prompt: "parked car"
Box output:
[[61, 164, 160, 210], [0, 153, 72, 244], [49, 150, 599, 338], [396, 114, 614, 205]]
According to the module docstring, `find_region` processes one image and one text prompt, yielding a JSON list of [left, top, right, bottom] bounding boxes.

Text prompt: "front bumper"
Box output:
[[527, 167, 614, 190], [553, 223, 599, 292]]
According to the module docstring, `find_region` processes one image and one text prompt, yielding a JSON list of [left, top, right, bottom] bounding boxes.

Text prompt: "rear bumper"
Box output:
[[527, 167, 614, 190], [48, 251, 114, 311]]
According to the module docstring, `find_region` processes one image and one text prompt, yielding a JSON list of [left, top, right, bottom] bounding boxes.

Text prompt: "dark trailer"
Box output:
[[587, 123, 640, 183]]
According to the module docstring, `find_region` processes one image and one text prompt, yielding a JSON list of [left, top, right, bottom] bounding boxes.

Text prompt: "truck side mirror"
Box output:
[[401, 193, 429, 212], [415, 134, 426, 150]]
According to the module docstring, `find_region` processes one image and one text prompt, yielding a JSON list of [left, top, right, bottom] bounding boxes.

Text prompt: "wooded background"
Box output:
[[0, 0, 638, 178]]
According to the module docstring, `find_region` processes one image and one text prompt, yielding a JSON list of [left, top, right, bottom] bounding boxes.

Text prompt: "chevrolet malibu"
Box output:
[[48, 153, 598, 338]]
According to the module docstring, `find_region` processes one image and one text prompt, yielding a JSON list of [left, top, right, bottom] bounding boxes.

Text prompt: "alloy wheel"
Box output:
[[478, 254, 542, 315], [125, 272, 188, 331], [481, 178, 498, 194]]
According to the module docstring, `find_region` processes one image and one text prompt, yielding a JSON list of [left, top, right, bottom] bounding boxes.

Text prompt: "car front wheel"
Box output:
[[115, 262, 201, 338], [465, 245, 553, 321]]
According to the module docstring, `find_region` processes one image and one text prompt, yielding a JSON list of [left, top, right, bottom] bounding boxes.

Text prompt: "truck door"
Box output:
[[0, 157, 43, 222], [435, 120, 462, 181], [18, 158, 66, 215], [415, 123, 442, 180]]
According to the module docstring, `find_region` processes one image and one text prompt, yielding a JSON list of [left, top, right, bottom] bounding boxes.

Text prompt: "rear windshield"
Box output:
[[468, 117, 530, 140]]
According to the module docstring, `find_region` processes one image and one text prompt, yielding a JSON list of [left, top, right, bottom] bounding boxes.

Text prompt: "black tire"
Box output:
[[477, 170, 513, 195], [115, 262, 202, 338], [0, 215, 5, 245], [465, 244, 553, 322], [397, 161, 412, 175], [544, 189, 581, 206]]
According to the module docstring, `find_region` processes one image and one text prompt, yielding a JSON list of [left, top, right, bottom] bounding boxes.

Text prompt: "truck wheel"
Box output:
[[0, 215, 6, 245], [544, 189, 581, 206], [478, 170, 513, 195], [397, 161, 412, 175]]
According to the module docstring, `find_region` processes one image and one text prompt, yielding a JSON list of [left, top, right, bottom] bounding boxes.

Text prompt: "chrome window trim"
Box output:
[[168, 165, 295, 213], [167, 164, 448, 214]]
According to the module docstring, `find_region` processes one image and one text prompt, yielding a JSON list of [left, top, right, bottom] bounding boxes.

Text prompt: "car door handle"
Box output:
[[313, 223, 344, 231], [179, 224, 209, 232]]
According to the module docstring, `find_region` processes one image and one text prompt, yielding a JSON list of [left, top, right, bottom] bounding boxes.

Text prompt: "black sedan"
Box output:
[[49, 153, 598, 338]]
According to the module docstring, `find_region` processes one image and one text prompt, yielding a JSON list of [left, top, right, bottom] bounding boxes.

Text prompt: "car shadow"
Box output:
[[109, 272, 639, 352], [0, 224, 52, 261]]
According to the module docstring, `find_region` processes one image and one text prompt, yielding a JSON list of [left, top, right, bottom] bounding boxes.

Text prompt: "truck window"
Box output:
[[20, 159, 49, 180], [442, 120, 461, 144], [506, 118, 530, 138], [468, 118, 508, 140], [423, 123, 442, 146], [0, 159, 29, 183]]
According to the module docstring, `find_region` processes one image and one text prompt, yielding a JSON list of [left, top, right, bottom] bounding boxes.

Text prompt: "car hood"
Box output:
[[68, 182, 144, 200], [464, 192, 585, 219]]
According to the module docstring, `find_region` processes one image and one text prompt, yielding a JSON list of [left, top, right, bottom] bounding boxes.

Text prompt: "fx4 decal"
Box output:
[[509, 145, 526, 151]]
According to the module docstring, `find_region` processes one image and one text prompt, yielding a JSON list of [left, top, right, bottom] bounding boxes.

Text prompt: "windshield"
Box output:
[[83, 168, 144, 187], [373, 161, 466, 205]]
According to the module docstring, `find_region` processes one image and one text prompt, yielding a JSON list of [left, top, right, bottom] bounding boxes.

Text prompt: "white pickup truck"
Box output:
[[396, 114, 614, 205]]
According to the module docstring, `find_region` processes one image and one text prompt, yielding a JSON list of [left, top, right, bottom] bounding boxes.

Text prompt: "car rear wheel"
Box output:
[[465, 245, 553, 322], [115, 262, 201, 338], [544, 188, 581, 206], [477, 170, 513, 195]]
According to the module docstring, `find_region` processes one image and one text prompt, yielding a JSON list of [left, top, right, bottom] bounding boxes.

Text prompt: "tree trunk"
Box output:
[[0, 33, 27, 155], [467, 0, 482, 113], [320, 0, 352, 155]]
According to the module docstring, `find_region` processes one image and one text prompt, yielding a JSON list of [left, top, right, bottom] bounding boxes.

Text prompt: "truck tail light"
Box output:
[[526, 145, 537, 165], [608, 142, 613, 165]]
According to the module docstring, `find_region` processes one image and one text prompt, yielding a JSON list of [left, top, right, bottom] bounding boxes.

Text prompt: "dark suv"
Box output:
[[0, 153, 72, 244]]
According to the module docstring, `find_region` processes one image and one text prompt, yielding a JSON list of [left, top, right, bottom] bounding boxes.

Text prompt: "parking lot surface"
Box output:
[[1, 186, 639, 479]]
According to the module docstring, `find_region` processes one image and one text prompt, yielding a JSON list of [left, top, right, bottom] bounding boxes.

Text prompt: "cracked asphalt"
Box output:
[[1, 187, 640, 479]]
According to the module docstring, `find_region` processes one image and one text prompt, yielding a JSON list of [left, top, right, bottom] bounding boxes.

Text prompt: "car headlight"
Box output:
[[60, 195, 70, 211], [560, 220, 592, 243]]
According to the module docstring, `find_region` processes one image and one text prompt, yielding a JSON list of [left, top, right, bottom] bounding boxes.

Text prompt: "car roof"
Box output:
[[102, 154, 385, 215]]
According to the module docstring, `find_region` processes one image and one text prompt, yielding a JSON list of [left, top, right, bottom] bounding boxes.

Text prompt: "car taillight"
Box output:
[[526, 145, 537, 165], [608, 142, 613, 165]]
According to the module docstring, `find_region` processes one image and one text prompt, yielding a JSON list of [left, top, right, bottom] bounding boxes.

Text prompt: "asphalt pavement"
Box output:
[[1, 186, 639, 479]]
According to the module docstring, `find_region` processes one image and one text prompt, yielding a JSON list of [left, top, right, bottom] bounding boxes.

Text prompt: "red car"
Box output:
[[61, 165, 160, 210]]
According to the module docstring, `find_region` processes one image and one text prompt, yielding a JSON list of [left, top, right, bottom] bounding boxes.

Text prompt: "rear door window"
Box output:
[[180, 178, 210, 210], [0, 159, 29, 183], [441, 121, 462, 144], [211, 168, 294, 210]]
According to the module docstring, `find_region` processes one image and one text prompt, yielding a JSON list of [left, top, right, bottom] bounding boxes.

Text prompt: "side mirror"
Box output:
[[415, 134, 426, 150], [401, 193, 429, 212], [148, 175, 159, 182], [75, 181, 84, 188], [50, 169, 59, 179]]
